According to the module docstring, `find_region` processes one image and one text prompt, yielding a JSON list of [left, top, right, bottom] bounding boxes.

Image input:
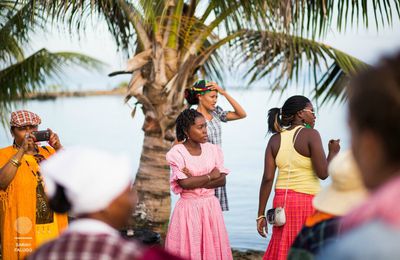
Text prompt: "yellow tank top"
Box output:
[[275, 126, 321, 195]]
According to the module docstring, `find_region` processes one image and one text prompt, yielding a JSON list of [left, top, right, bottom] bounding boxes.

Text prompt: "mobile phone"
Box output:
[[32, 130, 50, 142]]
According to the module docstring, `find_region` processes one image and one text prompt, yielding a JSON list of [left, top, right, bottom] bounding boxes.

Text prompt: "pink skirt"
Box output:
[[165, 194, 232, 260], [263, 189, 315, 260]]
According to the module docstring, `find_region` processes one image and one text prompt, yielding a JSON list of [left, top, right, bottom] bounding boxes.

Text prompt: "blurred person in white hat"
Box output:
[[0, 110, 67, 260], [28, 146, 183, 260], [288, 150, 368, 259], [316, 51, 400, 260]]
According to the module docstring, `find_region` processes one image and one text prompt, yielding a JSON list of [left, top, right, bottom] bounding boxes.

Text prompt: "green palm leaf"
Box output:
[[1, 1, 105, 127], [235, 30, 369, 104], [0, 1, 41, 62], [18, 0, 399, 105], [0, 48, 103, 125], [262, 0, 400, 38]]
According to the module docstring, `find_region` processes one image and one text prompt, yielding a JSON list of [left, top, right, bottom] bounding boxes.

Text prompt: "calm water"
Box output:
[[0, 90, 350, 251]]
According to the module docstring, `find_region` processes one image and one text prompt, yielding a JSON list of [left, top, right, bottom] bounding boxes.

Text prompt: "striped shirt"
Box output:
[[207, 106, 229, 211]]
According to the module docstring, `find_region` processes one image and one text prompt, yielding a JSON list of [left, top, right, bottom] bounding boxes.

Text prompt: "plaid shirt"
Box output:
[[28, 232, 144, 260], [28, 232, 183, 260], [28, 220, 182, 260], [288, 217, 340, 260], [207, 106, 229, 211]]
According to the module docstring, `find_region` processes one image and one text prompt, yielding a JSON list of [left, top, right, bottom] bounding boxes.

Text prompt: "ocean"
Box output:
[[0, 89, 349, 251]]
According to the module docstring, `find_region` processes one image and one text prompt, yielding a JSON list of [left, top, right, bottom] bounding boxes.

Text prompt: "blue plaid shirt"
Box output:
[[288, 217, 341, 260]]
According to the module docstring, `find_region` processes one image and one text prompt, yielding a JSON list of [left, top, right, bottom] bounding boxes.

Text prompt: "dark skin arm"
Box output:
[[0, 133, 36, 190], [0, 147, 26, 190], [256, 134, 279, 237], [177, 167, 223, 189], [256, 127, 340, 237], [208, 82, 247, 120], [204, 174, 226, 188], [296, 129, 340, 180], [0, 129, 63, 190]]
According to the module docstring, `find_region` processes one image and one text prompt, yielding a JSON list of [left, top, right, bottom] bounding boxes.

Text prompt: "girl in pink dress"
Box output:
[[165, 109, 233, 260]]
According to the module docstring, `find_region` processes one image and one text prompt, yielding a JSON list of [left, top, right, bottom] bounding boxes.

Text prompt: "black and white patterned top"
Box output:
[[207, 106, 229, 211], [206, 106, 228, 146]]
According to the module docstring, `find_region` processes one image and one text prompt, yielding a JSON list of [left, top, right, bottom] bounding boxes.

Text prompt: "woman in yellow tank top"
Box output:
[[256, 95, 340, 260]]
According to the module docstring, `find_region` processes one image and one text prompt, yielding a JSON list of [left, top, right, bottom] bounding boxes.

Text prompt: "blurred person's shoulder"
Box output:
[[317, 220, 400, 260]]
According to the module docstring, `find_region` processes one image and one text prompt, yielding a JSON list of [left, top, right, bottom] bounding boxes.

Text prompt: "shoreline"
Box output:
[[20, 88, 266, 259], [232, 249, 264, 260], [25, 87, 127, 100]]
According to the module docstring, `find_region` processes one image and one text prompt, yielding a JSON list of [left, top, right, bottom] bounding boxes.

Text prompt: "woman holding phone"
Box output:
[[0, 110, 67, 260]]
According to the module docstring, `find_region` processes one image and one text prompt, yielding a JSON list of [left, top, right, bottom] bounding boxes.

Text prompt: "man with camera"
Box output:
[[0, 110, 68, 260]]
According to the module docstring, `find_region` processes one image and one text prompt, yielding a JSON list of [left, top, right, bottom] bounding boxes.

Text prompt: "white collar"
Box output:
[[67, 218, 120, 236]]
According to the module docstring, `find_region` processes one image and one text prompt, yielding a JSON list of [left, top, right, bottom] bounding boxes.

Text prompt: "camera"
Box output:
[[32, 130, 50, 142]]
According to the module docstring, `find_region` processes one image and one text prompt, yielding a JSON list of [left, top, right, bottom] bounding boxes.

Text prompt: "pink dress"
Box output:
[[165, 143, 233, 260]]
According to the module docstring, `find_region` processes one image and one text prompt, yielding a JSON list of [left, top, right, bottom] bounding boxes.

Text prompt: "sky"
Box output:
[[28, 7, 400, 91]]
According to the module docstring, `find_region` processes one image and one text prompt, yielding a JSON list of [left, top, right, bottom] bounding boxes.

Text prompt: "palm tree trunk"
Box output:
[[131, 134, 172, 235]]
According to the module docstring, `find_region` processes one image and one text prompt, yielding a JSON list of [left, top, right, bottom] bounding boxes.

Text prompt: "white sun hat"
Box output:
[[40, 146, 134, 216], [313, 150, 369, 216]]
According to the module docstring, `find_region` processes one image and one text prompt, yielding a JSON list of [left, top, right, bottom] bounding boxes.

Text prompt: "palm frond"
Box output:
[[28, 0, 135, 53], [236, 30, 369, 104], [0, 48, 104, 124], [263, 0, 400, 38], [197, 30, 246, 85], [201, 41, 225, 84], [0, 33, 24, 64], [204, 0, 267, 33], [0, 1, 43, 62]]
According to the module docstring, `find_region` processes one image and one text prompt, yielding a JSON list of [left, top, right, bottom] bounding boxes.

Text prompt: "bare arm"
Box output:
[[0, 148, 25, 190], [0, 133, 37, 190], [203, 173, 226, 189], [257, 139, 277, 237], [177, 168, 221, 189], [308, 129, 340, 180], [223, 92, 247, 121], [209, 82, 246, 121]]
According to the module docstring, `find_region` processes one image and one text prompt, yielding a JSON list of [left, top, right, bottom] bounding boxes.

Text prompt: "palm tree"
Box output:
[[26, 0, 399, 233], [0, 1, 102, 125]]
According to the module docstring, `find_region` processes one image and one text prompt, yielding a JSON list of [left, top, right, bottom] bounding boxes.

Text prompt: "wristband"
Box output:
[[206, 174, 211, 181], [256, 215, 266, 221]]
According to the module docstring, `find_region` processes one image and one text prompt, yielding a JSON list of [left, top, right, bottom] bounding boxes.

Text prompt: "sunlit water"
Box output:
[[0, 89, 350, 251]]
